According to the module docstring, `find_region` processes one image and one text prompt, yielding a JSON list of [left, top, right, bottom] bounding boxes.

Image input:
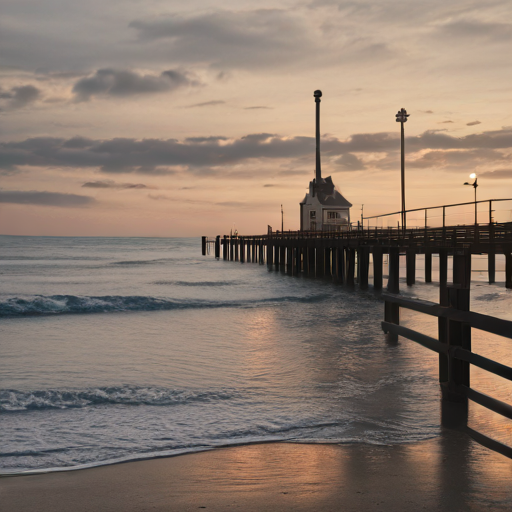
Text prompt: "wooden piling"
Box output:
[[358, 248, 369, 289], [215, 236, 220, 259], [387, 247, 400, 294], [406, 249, 416, 286], [488, 251, 495, 284], [338, 247, 345, 284], [439, 249, 448, 296], [201, 236, 207, 256], [324, 247, 331, 277], [425, 251, 432, 283], [316, 247, 325, 276], [280, 245, 286, 271], [346, 248, 355, 286], [506, 251, 512, 289], [286, 246, 293, 274], [373, 247, 383, 290], [223, 235, 228, 260], [240, 237, 245, 263]]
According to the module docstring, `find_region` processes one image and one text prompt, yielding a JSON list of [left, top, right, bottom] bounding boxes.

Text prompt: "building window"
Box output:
[[327, 211, 341, 219], [310, 211, 316, 219]]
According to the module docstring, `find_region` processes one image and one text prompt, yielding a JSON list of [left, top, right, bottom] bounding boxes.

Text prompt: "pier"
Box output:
[[202, 207, 512, 458]]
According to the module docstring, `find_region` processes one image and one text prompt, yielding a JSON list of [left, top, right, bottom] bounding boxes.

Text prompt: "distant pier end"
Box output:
[[300, 90, 352, 232]]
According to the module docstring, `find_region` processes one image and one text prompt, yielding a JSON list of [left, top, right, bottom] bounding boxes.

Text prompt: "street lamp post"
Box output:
[[396, 108, 409, 232], [464, 173, 478, 225], [281, 204, 284, 232]]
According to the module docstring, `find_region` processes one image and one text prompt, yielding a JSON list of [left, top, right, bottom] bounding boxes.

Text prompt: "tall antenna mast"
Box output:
[[314, 90, 322, 182]]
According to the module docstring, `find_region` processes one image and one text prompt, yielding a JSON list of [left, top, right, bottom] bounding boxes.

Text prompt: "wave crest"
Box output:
[[0, 293, 330, 317], [0, 386, 238, 412]]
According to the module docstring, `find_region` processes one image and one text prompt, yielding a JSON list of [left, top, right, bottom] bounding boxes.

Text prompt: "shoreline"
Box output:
[[2, 432, 512, 511]]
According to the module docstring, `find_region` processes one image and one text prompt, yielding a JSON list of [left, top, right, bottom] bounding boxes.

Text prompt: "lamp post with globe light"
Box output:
[[464, 173, 478, 225], [396, 108, 409, 232]]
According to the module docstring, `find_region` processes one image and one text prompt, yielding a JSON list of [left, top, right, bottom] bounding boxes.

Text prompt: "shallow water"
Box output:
[[1, 235, 511, 473]]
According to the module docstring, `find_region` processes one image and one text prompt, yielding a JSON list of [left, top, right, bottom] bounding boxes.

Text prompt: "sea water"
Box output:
[[1, 235, 511, 474]]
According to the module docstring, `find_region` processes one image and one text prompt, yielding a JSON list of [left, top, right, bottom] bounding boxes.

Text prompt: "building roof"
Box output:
[[300, 176, 352, 208]]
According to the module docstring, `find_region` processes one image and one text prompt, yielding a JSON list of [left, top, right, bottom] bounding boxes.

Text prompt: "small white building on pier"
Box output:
[[300, 176, 352, 231]]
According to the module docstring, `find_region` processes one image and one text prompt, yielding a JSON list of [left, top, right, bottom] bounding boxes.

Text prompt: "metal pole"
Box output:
[[281, 204, 284, 232], [401, 121, 406, 232], [314, 90, 322, 182], [474, 184, 477, 226]]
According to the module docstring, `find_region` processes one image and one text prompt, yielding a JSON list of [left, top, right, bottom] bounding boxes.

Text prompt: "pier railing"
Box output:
[[363, 198, 512, 230], [382, 280, 512, 457]]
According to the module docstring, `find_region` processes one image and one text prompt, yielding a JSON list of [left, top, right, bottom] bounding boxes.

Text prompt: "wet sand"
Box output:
[[2, 430, 512, 512]]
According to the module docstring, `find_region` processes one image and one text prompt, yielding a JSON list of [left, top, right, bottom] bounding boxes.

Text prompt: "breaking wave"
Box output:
[[0, 293, 331, 317], [0, 386, 239, 412]]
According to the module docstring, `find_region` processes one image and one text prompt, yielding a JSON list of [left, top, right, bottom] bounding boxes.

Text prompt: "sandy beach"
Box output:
[[2, 429, 512, 512]]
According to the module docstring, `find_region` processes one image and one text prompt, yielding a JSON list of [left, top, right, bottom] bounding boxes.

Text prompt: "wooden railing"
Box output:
[[382, 289, 512, 457]]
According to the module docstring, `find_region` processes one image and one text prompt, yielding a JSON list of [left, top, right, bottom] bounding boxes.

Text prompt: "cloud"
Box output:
[[335, 153, 366, 171], [467, 120, 481, 126], [184, 100, 225, 108], [129, 10, 312, 70], [478, 169, 512, 179], [436, 20, 512, 43], [440, 120, 454, 124], [0, 84, 41, 110], [244, 106, 273, 110], [72, 69, 200, 101], [2, 127, 511, 176], [82, 180, 151, 189], [0, 190, 95, 207]]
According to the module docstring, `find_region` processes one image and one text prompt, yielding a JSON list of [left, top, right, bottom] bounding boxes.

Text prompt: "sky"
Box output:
[[1, 0, 512, 236]]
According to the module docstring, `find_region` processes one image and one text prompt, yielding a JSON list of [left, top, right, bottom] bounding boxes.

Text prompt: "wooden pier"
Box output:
[[203, 204, 512, 458], [203, 220, 512, 291]]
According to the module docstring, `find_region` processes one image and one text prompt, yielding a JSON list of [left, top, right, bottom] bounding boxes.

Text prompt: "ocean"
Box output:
[[1, 235, 512, 474]]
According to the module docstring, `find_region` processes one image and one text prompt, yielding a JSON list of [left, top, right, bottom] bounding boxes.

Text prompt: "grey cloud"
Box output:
[[0, 84, 41, 110], [129, 10, 310, 69], [216, 201, 246, 208], [72, 68, 199, 101], [478, 169, 512, 179], [2, 127, 511, 176], [82, 180, 151, 189], [0, 190, 95, 207], [335, 153, 366, 171], [185, 100, 225, 108], [408, 148, 507, 169], [467, 120, 481, 126], [436, 20, 512, 43], [245, 106, 273, 110], [440, 120, 454, 124]]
